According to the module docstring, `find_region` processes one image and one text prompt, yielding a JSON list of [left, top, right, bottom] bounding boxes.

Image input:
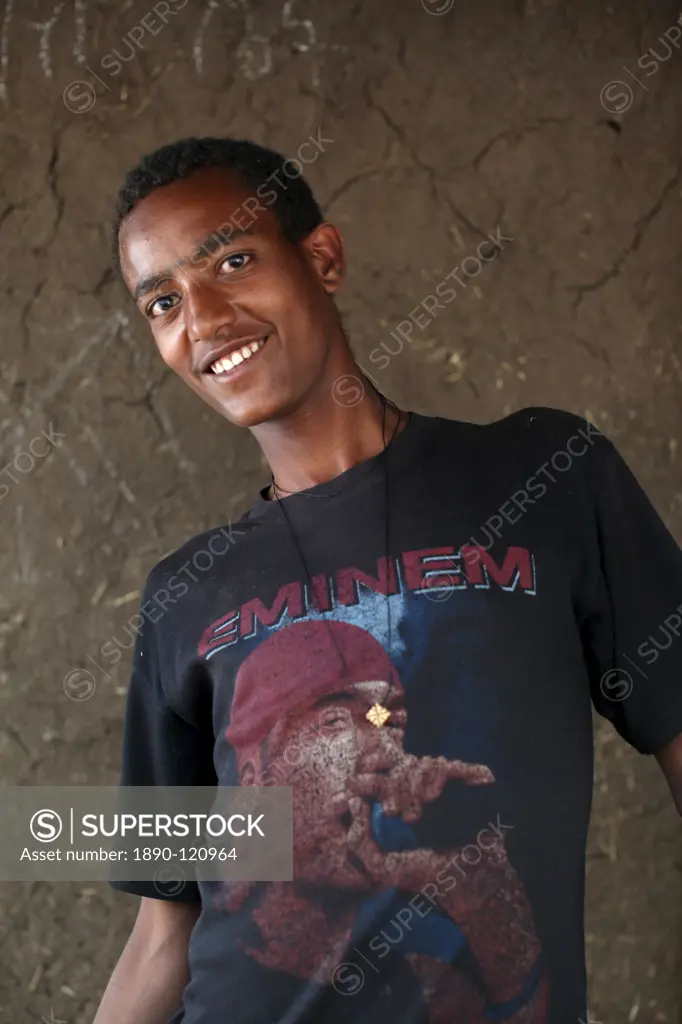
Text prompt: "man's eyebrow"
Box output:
[[132, 226, 258, 303], [186, 225, 258, 266], [133, 272, 175, 303], [315, 691, 356, 706]]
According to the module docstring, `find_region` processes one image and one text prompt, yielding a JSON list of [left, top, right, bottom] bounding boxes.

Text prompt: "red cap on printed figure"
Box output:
[[225, 619, 403, 751]]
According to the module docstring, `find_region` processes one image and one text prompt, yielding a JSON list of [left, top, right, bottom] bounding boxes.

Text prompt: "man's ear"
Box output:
[[305, 222, 345, 294]]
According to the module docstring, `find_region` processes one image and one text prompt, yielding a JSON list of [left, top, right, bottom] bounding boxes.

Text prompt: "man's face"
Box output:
[[118, 166, 345, 427], [258, 680, 407, 889]]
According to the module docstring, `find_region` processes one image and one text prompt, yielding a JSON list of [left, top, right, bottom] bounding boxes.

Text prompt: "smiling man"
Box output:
[[96, 136, 682, 1024]]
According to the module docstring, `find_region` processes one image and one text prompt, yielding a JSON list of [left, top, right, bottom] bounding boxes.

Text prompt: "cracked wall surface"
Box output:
[[0, 0, 681, 1020]]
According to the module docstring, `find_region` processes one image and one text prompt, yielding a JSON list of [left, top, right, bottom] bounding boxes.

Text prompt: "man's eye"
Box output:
[[320, 708, 350, 729], [147, 294, 180, 318], [219, 252, 252, 273]]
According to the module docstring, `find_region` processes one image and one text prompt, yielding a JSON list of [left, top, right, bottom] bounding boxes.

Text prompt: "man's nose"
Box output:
[[183, 277, 238, 343]]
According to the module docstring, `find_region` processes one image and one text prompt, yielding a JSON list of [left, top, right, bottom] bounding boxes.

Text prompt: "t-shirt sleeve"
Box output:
[[109, 572, 216, 902], [581, 429, 682, 754]]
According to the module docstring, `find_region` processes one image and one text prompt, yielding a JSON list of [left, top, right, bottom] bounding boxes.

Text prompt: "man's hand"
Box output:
[[349, 751, 494, 822], [346, 795, 502, 908]]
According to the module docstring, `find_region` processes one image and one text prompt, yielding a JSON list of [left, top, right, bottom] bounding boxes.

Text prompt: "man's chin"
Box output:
[[204, 387, 298, 430], [193, 392, 277, 428]]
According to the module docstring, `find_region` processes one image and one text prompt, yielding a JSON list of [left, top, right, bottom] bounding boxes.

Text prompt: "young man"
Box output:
[[96, 136, 682, 1024]]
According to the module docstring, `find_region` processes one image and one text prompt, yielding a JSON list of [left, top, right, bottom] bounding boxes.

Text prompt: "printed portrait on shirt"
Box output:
[[215, 618, 549, 1023]]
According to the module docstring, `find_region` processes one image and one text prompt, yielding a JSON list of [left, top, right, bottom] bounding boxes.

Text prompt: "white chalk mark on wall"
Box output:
[[27, 0, 66, 79], [0, 414, 25, 449], [23, 311, 128, 423], [118, 318, 204, 505], [281, 0, 347, 90], [448, 225, 466, 251], [0, 0, 15, 107], [1, 313, 126, 494], [61, 444, 89, 489], [14, 503, 35, 584], [194, 0, 272, 82], [194, 0, 223, 76], [281, 0, 315, 53], [74, 412, 137, 505], [1, 0, 347, 106], [232, 0, 272, 81], [237, 30, 273, 78], [73, 0, 87, 64], [236, 33, 272, 80], [150, 396, 205, 504]]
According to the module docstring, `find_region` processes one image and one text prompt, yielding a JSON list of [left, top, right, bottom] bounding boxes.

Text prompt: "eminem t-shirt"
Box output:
[[110, 407, 682, 1024]]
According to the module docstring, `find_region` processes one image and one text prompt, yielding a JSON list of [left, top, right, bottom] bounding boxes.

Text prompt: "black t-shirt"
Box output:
[[110, 407, 682, 1024]]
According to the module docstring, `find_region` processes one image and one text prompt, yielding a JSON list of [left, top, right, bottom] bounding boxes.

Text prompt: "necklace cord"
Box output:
[[271, 391, 401, 713]]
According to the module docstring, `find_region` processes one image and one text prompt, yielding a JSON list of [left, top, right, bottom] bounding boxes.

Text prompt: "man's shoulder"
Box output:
[[143, 511, 260, 593], [432, 405, 605, 453]]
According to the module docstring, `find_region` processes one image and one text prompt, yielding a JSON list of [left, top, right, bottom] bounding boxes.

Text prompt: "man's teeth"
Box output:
[[210, 337, 266, 374]]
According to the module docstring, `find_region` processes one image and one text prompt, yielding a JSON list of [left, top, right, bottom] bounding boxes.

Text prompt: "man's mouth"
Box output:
[[205, 335, 269, 378]]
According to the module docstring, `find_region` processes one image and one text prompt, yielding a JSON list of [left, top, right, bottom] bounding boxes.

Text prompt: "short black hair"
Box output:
[[111, 136, 324, 265]]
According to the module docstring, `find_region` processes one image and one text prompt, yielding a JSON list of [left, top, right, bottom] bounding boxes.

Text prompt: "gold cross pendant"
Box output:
[[366, 703, 391, 728]]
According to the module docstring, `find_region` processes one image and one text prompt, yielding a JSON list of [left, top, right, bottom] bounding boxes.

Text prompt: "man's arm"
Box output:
[[656, 732, 682, 816], [93, 897, 201, 1024]]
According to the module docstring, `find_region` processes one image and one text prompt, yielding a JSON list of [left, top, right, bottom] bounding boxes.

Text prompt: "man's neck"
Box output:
[[252, 385, 406, 500]]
